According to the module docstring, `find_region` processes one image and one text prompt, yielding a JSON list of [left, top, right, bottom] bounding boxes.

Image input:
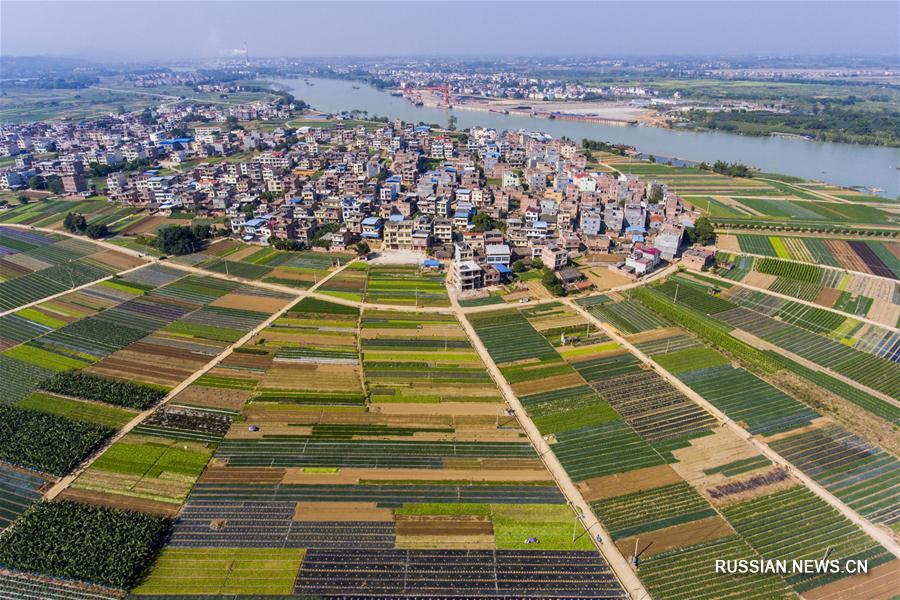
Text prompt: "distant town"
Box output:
[[0, 90, 719, 303]]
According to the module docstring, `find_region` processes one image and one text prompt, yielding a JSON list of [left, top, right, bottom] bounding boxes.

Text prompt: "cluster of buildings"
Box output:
[[0, 96, 293, 195], [368, 66, 666, 103], [1, 96, 701, 296]]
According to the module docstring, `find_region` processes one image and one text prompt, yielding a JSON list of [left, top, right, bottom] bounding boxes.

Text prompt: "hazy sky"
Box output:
[[2, 1, 898, 61]]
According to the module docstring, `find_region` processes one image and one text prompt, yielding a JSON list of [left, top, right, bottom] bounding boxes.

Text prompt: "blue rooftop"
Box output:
[[423, 259, 441, 268], [362, 217, 381, 226], [495, 264, 512, 274], [245, 218, 267, 227]]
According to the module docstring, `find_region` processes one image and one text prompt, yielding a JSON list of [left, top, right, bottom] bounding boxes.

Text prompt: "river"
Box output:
[[276, 78, 899, 199]]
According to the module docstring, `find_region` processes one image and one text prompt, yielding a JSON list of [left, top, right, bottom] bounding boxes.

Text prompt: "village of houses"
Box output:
[[0, 94, 715, 300]]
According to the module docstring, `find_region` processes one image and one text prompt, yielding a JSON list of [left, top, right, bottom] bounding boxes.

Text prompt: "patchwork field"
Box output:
[[468, 295, 899, 600], [2, 247, 896, 599], [124, 298, 625, 598], [0, 226, 147, 312], [192, 240, 353, 290], [711, 247, 900, 327], [726, 234, 900, 280]]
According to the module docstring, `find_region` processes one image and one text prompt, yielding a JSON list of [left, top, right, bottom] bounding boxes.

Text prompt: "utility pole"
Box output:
[[673, 282, 679, 303]]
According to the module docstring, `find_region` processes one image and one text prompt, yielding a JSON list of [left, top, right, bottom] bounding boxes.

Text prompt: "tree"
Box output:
[[27, 176, 46, 191], [225, 116, 243, 131], [310, 223, 341, 248], [687, 216, 716, 246], [63, 212, 88, 234], [154, 225, 200, 255], [191, 223, 213, 240], [85, 223, 108, 239], [354, 241, 370, 256], [511, 260, 527, 273], [471, 211, 501, 233], [541, 268, 567, 297], [46, 176, 65, 195]]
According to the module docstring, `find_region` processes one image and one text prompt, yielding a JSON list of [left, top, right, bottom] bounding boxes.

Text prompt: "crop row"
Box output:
[[721, 486, 895, 592], [591, 482, 716, 539], [768, 426, 900, 527], [678, 364, 819, 436]]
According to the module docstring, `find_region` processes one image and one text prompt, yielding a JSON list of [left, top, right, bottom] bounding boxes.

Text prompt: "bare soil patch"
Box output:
[[201, 238, 241, 256], [294, 501, 394, 522], [715, 234, 740, 253], [742, 271, 777, 289], [801, 560, 900, 600], [510, 372, 585, 396], [578, 465, 683, 502], [57, 487, 179, 517], [172, 386, 251, 411], [210, 293, 289, 313], [583, 268, 632, 291], [91, 250, 147, 270], [199, 466, 286, 484], [814, 287, 841, 307], [614, 515, 734, 559], [373, 402, 502, 416]]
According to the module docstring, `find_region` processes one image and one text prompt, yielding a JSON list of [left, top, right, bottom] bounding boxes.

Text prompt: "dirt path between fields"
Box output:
[[42, 259, 355, 500], [450, 291, 650, 600], [564, 298, 900, 560]]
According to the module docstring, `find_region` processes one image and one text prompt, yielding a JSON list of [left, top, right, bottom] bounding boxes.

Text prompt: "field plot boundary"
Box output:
[[718, 238, 900, 282], [563, 297, 900, 560], [697, 267, 899, 334], [451, 293, 650, 599], [42, 259, 357, 501]]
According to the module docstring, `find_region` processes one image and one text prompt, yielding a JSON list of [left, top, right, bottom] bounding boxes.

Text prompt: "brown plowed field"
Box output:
[[614, 515, 734, 559], [577, 465, 683, 502], [57, 487, 180, 517]]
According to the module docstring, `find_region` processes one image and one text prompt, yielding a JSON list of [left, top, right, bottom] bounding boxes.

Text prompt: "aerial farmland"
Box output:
[[1, 12, 900, 594]]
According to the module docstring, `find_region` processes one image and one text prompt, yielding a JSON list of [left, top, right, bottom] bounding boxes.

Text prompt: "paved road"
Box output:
[[0, 260, 154, 319], [450, 291, 651, 600], [565, 298, 900, 560], [43, 259, 356, 500], [694, 267, 899, 333], [13, 222, 897, 567]]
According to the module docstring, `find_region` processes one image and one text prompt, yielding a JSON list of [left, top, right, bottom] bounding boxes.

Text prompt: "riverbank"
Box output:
[[274, 77, 900, 199]]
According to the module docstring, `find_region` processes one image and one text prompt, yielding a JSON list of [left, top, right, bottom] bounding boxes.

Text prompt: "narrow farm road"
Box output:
[[449, 291, 651, 600], [694, 268, 900, 333], [712, 245, 900, 280], [728, 328, 900, 410], [564, 298, 900, 560], [0, 260, 154, 319], [42, 259, 356, 501]]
